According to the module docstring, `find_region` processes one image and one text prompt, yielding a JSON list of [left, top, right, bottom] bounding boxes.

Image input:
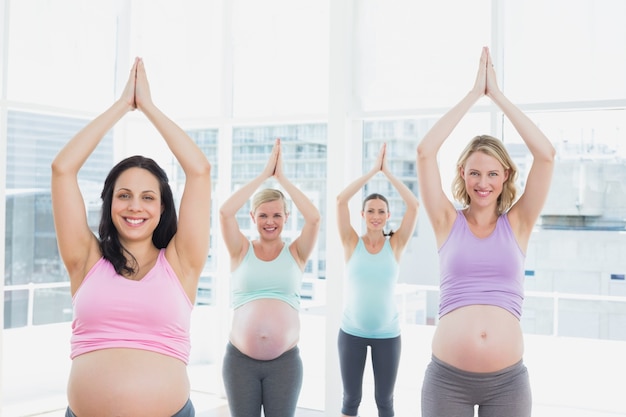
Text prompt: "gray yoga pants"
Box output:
[[65, 397, 194, 417], [337, 329, 401, 417], [222, 341, 303, 417], [421, 355, 531, 417]]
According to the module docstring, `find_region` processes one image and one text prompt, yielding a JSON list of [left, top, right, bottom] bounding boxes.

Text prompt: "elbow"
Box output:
[[541, 144, 557, 164], [189, 159, 212, 178], [548, 144, 557, 161], [218, 206, 230, 221], [336, 194, 348, 209], [416, 143, 431, 162], [308, 211, 322, 231], [50, 158, 74, 178]]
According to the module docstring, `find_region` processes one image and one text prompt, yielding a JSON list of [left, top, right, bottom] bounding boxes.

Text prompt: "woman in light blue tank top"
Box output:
[[416, 47, 555, 417], [336, 143, 419, 417], [219, 138, 320, 417]]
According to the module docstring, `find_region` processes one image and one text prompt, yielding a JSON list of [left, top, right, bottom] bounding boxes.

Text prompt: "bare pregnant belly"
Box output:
[[431, 305, 525, 372], [230, 298, 300, 360], [67, 349, 190, 417]]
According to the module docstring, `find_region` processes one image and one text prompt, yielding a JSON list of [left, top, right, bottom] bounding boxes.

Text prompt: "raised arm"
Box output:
[[416, 47, 487, 245], [134, 58, 212, 287], [274, 139, 321, 269], [219, 140, 278, 262], [381, 146, 419, 259], [336, 144, 385, 259], [485, 49, 555, 240], [51, 59, 138, 291]]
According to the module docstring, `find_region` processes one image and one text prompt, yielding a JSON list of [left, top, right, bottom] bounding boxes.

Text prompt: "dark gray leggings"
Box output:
[[222, 342, 303, 417], [421, 355, 531, 417], [337, 329, 401, 417], [65, 397, 194, 417]]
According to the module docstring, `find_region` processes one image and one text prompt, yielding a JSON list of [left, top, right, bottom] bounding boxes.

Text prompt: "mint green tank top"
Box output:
[[230, 241, 303, 310], [341, 238, 400, 338]]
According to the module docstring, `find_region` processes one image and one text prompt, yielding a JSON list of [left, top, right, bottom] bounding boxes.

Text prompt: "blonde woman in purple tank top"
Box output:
[[416, 47, 555, 417]]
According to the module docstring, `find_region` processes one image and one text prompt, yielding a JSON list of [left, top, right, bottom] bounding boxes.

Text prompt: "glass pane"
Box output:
[[7, 0, 117, 111], [502, 109, 626, 228], [232, 0, 329, 117], [131, 0, 222, 119], [355, 0, 491, 111], [4, 111, 112, 328], [504, 0, 626, 102], [559, 299, 626, 340], [4, 290, 28, 329], [33, 287, 73, 325], [363, 120, 421, 233]]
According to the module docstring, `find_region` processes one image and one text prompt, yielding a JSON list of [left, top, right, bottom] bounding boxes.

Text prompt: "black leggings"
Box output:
[[337, 329, 401, 417], [65, 397, 194, 417], [222, 342, 303, 417]]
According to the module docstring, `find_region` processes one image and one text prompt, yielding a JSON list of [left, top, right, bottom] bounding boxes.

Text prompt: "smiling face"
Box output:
[[110, 167, 163, 245], [362, 197, 390, 232], [251, 199, 288, 241], [461, 151, 509, 210]]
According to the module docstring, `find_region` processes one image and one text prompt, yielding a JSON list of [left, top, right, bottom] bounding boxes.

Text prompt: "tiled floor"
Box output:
[[196, 404, 323, 417]]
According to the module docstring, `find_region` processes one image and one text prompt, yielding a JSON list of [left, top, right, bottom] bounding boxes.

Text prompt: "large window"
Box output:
[[2, 1, 626, 416]]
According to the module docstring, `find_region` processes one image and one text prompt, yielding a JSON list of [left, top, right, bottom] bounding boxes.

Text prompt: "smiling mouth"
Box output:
[[125, 218, 146, 225]]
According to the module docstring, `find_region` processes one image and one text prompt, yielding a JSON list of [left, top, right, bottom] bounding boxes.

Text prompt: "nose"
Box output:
[[128, 197, 142, 211]]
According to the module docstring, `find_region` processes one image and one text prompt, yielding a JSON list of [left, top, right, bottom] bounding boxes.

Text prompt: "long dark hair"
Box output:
[[362, 193, 394, 237], [98, 155, 177, 276]]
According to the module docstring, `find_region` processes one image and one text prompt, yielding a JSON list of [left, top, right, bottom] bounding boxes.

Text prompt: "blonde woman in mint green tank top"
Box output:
[[219, 138, 320, 417], [417, 47, 555, 417], [336, 143, 419, 417]]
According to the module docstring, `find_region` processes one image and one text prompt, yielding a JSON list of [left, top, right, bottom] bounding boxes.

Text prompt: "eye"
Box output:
[[143, 195, 155, 201], [489, 172, 499, 177], [118, 193, 130, 199]]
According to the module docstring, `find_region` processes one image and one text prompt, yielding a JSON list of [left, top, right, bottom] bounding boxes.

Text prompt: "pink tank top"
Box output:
[[438, 211, 525, 320], [70, 249, 193, 364]]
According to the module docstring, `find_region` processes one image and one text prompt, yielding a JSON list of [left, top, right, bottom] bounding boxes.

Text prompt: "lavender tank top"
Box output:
[[438, 210, 525, 320]]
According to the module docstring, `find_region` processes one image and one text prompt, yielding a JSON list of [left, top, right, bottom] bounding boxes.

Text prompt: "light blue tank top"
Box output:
[[230, 241, 303, 310], [341, 238, 400, 338]]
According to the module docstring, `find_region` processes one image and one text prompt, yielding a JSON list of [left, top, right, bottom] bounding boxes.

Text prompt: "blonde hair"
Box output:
[[251, 188, 289, 214], [452, 135, 518, 215]]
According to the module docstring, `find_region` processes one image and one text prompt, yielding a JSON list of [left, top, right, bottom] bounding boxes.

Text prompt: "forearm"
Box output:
[[489, 91, 555, 160], [384, 170, 419, 209], [52, 100, 130, 175], [337, 169, 378, 204], [279, 177, 320, 223], [220, 173, 268, 217], [417, 90, 482, 159], [140, 103, 211, 175]]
